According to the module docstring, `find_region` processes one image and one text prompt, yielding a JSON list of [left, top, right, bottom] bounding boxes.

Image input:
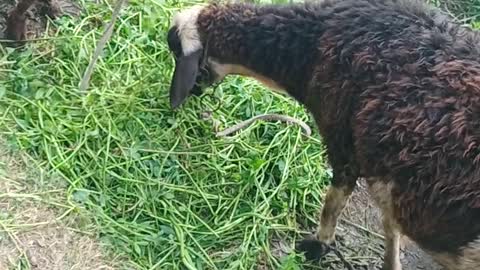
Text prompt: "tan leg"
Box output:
[[366, 179, 402, 270], [316, 185, 355, 244], [297, 183, 355, 260], [382, 215, 402, 270]]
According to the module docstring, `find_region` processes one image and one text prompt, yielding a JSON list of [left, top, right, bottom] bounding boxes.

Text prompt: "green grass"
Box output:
[[0, 0, 329, 269], [432, 0, 480, 23]]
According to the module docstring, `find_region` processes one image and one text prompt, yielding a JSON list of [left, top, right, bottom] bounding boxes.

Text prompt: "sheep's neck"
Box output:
[[197, 3, 324, 103], [207, 59, 288, 95]]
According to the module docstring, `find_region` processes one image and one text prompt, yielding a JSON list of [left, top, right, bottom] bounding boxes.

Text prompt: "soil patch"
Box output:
[[297, 179, 444, 270], [0, 140, 124, 270], [335, 179, 443, 269]]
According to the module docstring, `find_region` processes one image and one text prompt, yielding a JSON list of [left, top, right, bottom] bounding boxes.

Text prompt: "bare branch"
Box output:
[[216, 114, 312, 137], [79, 0, 127, 92]]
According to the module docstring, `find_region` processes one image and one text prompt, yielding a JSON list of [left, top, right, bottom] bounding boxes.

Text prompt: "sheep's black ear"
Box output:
[[169, 49, 202, 109]]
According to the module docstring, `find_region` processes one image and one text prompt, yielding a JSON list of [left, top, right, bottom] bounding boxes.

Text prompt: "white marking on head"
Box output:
[[172, 5, 204, 55]]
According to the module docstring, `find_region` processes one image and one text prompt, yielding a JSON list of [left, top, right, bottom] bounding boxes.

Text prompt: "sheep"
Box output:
[[166, 1, 480, 269], [2, 0, 76, 48], [3, 0, 37, 47]]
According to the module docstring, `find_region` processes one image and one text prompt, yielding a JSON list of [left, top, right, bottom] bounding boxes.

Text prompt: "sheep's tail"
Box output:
[[14, 0, 36, 14]]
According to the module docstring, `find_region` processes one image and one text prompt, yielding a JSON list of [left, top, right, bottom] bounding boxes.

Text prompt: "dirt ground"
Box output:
[[0, 138, 123, 270], [335, 179, 443, 270], [269, 178, 444, 270]]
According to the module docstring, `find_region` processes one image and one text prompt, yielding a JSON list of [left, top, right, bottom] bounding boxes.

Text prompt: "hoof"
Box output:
[[296, 238, 332, 261]]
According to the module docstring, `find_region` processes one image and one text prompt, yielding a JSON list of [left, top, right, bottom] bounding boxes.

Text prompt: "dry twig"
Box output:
[[79, 0, 127, 92], [216, 114, 312, 137]]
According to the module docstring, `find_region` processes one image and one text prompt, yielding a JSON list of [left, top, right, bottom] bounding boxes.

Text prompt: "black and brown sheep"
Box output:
[[3, 0, 37, 47], [166, 0, 480, 269], [2, 0, 78, 47]]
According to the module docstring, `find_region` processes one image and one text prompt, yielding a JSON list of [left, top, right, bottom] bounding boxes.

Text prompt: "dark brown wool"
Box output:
[[168, 0, 480, 267], [4, 0, 36, 47]]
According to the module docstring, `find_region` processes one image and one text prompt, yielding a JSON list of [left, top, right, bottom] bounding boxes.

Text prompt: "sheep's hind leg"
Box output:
[[382, 213, 401, 270], [297, 182, 355, 261], [366, 179, 402, 270]]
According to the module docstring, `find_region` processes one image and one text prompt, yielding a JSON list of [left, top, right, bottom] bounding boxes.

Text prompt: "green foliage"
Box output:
[[432, 0, 480, 23]]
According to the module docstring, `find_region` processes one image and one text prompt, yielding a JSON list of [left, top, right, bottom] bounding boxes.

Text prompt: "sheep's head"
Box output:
[[167, 4, 290, 109], [167, 5, 220, 109]]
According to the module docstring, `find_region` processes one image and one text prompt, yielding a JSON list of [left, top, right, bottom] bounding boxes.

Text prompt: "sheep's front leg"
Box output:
[[297, 182, 355, 260], [317, 184, 354, 243]]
